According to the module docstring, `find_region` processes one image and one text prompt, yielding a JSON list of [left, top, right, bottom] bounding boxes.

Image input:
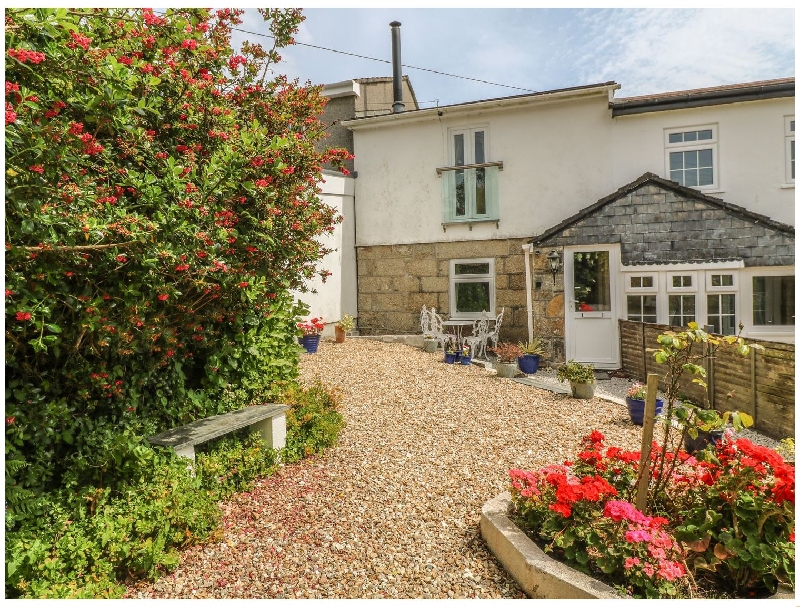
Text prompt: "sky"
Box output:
[[230, 7, 796, 110]]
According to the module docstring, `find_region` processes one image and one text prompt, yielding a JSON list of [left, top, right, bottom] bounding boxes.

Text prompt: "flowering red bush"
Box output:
[[5, 8, 351, 510], [510, 431, 794, 598]]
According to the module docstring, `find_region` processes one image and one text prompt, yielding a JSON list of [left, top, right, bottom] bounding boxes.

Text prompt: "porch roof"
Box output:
[[529, 172, 795, 248]]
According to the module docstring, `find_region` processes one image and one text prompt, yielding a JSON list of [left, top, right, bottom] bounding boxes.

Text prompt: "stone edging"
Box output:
[[480, 492, 627, 599]]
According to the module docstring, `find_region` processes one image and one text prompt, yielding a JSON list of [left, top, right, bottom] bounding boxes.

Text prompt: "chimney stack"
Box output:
[[390, 21, 404, 113]]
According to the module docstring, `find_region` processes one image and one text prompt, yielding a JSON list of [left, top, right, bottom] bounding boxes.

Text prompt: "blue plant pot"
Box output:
[[444, 352, 457, 364], [626, 397, 664, 426], [301, 334, 320, 354], [518, 354, 540, 374], [460, 355, 472, 365]]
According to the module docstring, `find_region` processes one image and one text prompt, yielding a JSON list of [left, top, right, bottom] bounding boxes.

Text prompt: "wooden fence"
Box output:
[[619, 320, 795, 440]]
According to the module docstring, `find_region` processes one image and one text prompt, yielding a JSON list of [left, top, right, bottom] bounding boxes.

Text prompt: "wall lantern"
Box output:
[[547, 250, 561, 284]]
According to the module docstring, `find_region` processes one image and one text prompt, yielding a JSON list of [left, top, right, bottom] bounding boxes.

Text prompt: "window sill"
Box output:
[[442, 218, 499, 232], [780, 183, 795, 189]]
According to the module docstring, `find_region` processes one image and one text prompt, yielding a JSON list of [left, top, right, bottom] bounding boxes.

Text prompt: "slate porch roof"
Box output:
[[529, 172, 795, 247]]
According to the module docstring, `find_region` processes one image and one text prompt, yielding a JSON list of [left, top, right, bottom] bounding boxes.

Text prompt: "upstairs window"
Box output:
[[665, 125, 718, 190], [786, 116, 795, 184], [439, 127, 501, 228]]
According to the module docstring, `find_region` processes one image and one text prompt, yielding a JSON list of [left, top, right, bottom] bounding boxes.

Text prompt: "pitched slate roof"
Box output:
[[529, 172, 795, 246]]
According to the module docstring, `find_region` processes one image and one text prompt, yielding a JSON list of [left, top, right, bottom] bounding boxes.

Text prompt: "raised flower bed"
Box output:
[[502, 430, 795, 598]]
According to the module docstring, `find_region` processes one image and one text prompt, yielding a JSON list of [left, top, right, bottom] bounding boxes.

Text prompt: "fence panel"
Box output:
[[618, 320, 794, 439]]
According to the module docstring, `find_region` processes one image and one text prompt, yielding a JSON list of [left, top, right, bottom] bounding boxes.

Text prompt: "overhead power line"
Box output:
[[229, 25, 538, 94]]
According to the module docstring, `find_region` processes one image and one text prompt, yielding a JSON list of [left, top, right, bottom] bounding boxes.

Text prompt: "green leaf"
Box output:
[[44, 323, 62, 333]]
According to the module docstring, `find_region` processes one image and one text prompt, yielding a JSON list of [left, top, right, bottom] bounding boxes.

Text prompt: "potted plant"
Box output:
[[460, 343, 472, 365], [335, 314, 355, 343], [556, 359, 596, 399], [679, 401, 754, 454], [625, 383, 664, 426], [491, 342, 522, 378], [297, 317, 325, 354], [444, 338, 459, 364], [517, 338, 545, 374]]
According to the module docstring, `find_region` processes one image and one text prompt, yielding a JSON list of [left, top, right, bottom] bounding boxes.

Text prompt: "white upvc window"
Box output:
[[705, 273, 737, 335], [667, 272, 697, 328], [626, 274, 657, 292], [785, 116, 795, 184], [449, 258, 495, 319], [664, 125, 718, 190], [752, 275, 795, 327], [624, 273, 658, 323]]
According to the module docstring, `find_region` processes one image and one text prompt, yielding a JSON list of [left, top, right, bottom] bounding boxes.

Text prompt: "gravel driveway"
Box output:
[[126, 338, 652, 599]]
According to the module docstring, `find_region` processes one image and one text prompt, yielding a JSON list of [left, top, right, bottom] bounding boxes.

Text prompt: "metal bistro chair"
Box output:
[[420, 305, 432, 336], [429, 307, 449, 350], [486, 307, 505, 355], [463, 311, 490, 360]]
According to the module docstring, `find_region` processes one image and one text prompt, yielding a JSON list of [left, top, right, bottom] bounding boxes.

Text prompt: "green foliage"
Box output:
[[556, 359, 595, 384], [6, 445, 220, 599], [281, 382, 345, 463], [517, 338, 545, 356], [196, 431, 279, 498]]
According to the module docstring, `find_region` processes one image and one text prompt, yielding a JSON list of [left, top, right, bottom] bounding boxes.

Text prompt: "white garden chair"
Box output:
[[428, 307, 449, 350], [420, 305, 432, 336], [486, 307, 505, 354], [463, 311, 491, 360]]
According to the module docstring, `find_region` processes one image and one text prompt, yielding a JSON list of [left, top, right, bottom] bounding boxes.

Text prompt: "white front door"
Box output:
[[564, 245, 620, 369]]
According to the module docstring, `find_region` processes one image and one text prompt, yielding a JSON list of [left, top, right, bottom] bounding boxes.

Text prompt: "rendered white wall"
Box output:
[[351, 94, 617, 247], [611, 97, 795, 226], [294, 171, 357, 335]]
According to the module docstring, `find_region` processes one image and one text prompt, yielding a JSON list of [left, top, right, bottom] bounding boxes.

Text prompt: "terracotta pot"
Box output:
[[335, 326, 346, 343]]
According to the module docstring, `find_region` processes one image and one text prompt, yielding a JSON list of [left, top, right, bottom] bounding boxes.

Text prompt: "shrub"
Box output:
[[490, 342, 523, 363], [556, 359, 595, 384], [5, 7, 349, 502], [281, 382, 345, 463]]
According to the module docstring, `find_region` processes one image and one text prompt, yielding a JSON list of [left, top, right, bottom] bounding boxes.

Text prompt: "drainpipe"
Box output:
[[389, 21, 405, 114], [522, 243, 534, 343]]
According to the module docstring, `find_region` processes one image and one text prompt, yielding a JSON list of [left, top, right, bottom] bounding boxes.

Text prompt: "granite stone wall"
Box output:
[[356, 238, 565, 358]]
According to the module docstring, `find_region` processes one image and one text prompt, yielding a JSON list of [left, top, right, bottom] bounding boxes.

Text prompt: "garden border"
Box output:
[[480, 492, 626, 599]]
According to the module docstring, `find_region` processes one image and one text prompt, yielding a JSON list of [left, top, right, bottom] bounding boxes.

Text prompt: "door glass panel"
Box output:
[[573, 251, 611, 312]]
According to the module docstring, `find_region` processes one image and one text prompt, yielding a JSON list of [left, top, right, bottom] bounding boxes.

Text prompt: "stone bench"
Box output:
[[148, 404, 289, 462]]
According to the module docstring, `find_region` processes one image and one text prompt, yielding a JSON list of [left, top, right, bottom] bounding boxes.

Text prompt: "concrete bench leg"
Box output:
[[254, 413, 286, 450], [174, 444, 196, 462]]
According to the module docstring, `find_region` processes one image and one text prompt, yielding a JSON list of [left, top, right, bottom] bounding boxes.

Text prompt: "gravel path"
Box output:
[[125, 339, 671, 599]]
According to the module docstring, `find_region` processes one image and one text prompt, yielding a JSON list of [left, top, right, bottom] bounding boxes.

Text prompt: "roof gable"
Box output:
[[530, 173, 794, 267]]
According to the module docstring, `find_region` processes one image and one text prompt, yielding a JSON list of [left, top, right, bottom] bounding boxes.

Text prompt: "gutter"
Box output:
[[611, 82, 795, 116], [343, 83, 620, 130]]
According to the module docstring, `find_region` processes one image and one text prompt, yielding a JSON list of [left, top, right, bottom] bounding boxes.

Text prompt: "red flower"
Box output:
[[238, 282, 248, 288], [5, 289, 14, 297], [174, 264, 190, 272], [116, 254, 127, 263], [157, 294, 169, 301], [549, 502, 572, 518], [69, 31, 92, 51], [5, 82, 20, 95], [29, 165, 44, 174], [6, 416, 15, 425], [7, 48, 47, 64], [15, 311, 32, 321], [68, 122, 84, 135]]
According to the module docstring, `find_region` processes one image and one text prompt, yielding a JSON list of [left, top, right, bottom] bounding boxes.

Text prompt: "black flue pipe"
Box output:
[[390, 21, 404, 113]]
